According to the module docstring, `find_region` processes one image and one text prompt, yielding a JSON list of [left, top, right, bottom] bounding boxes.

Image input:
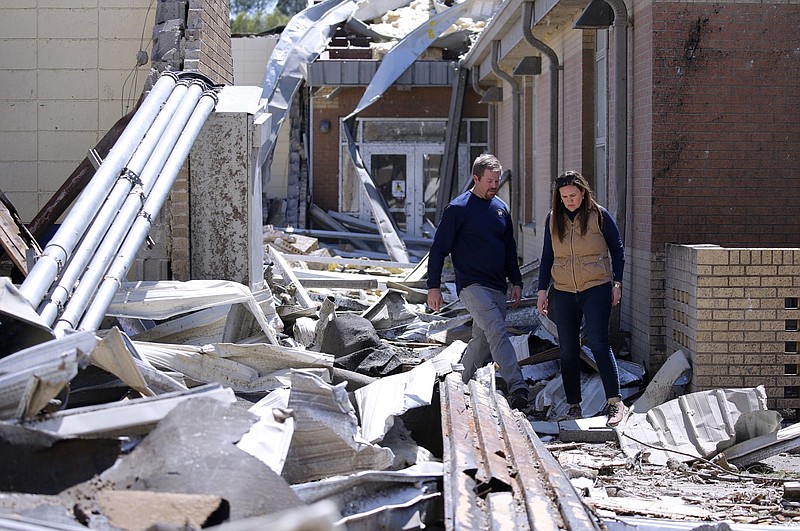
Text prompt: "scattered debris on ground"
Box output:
[[1, 229, 800, 530]]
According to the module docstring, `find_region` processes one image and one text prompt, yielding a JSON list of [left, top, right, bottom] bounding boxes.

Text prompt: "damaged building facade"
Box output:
[[458, 0, 800, 408], [1, 0, 800, 528], [1, 0, 799, 402]]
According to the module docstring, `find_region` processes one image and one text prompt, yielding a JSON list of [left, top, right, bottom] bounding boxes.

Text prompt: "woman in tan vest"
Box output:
[[535, 171, 626, 427]]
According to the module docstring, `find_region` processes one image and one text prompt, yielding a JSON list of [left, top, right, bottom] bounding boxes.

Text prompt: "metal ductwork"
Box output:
[[19, 71, 220, 337]]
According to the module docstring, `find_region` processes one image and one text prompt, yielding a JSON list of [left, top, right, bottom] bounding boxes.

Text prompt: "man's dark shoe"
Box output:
[[509, 388, 530, 411]]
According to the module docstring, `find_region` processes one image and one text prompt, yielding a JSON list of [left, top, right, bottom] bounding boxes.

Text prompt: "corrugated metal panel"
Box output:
[[440, 373, 604, 530], [308, 60, 457, 87]]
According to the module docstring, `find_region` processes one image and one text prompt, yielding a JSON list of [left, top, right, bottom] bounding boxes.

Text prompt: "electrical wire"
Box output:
[[120, 0, 157, 117]]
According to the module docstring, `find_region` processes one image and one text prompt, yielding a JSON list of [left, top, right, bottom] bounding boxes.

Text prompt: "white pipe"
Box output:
[[53, 82, 208, 334], [75, 91, 219, 334], [38, 82, 192, 326], [20, 73, 179, 309]]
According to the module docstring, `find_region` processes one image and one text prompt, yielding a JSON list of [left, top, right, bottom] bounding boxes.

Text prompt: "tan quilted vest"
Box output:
[[549, 209, 612, 293]]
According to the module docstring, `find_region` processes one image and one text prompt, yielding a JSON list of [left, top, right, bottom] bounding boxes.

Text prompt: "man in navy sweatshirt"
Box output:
[[426, 154, 529, 411]]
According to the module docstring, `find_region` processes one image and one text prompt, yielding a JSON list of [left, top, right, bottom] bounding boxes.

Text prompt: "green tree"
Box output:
[[275, 0, 307, 17], [230, 0, 276, 13], [231, 9, 290, 34]]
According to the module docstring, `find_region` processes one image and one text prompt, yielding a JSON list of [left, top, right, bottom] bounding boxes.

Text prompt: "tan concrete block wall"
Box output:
[[0, 1, 155, 223], [666, 244, 800, 409]]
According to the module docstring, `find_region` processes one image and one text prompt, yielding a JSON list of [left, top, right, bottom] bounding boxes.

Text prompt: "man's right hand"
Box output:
[[427, 288, 444, 312]]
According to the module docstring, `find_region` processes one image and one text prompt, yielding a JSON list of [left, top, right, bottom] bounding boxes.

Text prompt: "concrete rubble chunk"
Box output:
[[75, 397, 305, 523], [96, 490, 228, 531], [0, 422, 120, 495]]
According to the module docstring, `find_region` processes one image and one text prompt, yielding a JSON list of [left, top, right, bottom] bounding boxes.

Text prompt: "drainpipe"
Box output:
[[471, 68, 496, 157], [606, 0, 629, 241], [72, 89, 220, 335], [490, 40, 521, 241], [19, 72, 179, 309], [522, 1, 560, 187]]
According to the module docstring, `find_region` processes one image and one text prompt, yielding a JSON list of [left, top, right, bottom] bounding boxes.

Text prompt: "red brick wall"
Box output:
[[186, 0, 233, 84], [628, 0, 661, 369], [651, 2, 800, 250], [311, 85, 487, 212]]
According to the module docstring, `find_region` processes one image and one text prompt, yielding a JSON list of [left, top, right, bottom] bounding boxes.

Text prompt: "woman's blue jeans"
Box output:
[[551, 282, 620, 405]]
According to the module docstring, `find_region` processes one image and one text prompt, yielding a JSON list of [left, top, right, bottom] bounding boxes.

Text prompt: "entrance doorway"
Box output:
[[361, 145, 442, 237]]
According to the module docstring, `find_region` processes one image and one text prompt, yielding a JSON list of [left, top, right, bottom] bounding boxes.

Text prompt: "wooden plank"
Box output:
[[0, 191, 41, 276], [584, 496, 712, 519]]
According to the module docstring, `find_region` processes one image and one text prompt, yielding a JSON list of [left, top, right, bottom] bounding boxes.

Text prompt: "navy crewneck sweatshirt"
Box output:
[[427, 190, 522, 295]]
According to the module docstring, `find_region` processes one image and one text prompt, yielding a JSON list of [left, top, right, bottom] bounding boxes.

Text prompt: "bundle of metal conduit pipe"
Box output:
[[18, 71, 220, 338]]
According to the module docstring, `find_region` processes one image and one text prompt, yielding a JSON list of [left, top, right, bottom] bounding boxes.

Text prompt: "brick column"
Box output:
[[666, 244, 800, 410]]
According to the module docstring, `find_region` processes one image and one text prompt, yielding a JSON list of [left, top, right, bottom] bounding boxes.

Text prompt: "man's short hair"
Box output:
[[472, 153, 502, 178]]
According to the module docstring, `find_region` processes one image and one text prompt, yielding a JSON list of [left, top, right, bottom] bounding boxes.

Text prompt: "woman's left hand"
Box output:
[[612, 282, 622, 306]]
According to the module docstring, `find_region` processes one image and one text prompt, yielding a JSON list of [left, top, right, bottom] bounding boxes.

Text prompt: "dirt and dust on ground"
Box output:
[[544, 436, 800, 527]]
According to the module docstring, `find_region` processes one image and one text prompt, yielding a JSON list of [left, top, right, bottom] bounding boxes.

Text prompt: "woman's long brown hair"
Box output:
[[551, 171, 601, 242]]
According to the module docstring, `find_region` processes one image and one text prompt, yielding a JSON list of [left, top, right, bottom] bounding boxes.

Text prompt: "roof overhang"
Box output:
[[462, 0, 589, 87], [307, 59, 459, 88]]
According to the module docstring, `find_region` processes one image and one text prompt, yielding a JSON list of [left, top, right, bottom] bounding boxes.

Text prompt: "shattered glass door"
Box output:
[[342, 119, 484, 238], [369, 153, 409, 233]]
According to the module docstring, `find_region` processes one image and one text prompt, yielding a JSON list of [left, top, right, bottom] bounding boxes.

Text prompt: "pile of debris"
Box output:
[[2, 229, 800, 530]]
